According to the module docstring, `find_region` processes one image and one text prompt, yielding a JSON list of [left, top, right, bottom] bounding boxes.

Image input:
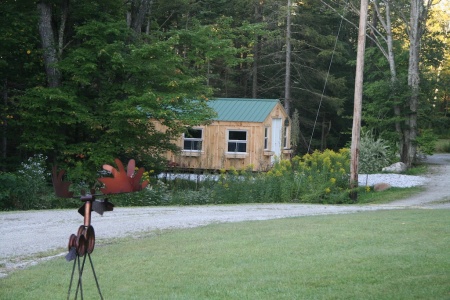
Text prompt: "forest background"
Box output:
[[1, 0, 449, 205]]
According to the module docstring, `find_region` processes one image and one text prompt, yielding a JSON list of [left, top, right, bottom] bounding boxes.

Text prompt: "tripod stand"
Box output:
[[65, 197, 104, 300], [67, 249, 103, 300]]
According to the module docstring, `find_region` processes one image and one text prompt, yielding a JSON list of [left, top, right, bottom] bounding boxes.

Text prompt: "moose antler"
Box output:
[[98, 158, 149, 194]]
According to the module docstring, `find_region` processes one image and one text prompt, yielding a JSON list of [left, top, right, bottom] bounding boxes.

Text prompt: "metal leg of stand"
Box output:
[[67, 257, 77, 300], [68, 254, 104, 299], [88, 253, 104, 300], [74, 255, 87, 300]]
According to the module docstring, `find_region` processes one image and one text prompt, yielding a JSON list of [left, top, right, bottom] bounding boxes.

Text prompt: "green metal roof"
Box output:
[[207, 98, 280, 122]]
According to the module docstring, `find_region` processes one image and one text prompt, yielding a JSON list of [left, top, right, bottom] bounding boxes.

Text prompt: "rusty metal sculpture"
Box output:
[[52, 158, 148, 300]]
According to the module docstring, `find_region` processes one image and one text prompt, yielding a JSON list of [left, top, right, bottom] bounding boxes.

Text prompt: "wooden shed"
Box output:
[[163, 98, 292, 172]]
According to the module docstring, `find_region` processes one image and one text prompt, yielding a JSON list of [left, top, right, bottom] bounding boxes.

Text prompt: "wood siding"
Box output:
[[156, 102, 292, 172]]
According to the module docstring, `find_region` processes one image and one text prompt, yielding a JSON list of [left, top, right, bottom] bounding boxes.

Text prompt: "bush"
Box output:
[[416, 129, 438, 155], [435, 139, 450, 153], [109, 181, 171, 207], [181, 149, 353, 205], [288, 149, 351, 203], [0, 172, 21, 210], [0, 154, 59, 210], [359, 130, 393, 173], [1, 149, 388, 209]]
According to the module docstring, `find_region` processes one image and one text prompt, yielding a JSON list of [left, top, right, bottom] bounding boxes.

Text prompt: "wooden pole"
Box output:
[[350, 0, 369, 201]]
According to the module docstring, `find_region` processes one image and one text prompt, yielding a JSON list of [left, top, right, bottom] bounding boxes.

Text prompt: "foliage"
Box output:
[[286, 148, 351, 203], [160, 149, 352, 205], [257, 0, 355, 152], [358, 129, 393, 174], [18, 20, 216, 178], [109, 183, 170, 207], [0, 1, 44, 171], [2, 0, 449, 188], [0, 172, 20, 210], [0, 155, 56, 210], [435, 139, 450, 153], [2, 147, 417, 210], [416, 128, 438, 155]]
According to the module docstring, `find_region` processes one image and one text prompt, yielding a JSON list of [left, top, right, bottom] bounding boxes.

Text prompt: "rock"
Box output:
[[382, 162, 407, 173], [373, 183, 391, 192]]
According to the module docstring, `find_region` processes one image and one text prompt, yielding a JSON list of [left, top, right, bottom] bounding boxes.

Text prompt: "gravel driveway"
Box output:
[[1, 154, 449, 277]]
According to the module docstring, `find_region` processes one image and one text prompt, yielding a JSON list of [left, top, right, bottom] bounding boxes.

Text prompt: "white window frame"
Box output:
[[183, 128, 203, 152], [283, 126, 288, 149], [227, 130, 248, 153], [264, 127, 269, 150]]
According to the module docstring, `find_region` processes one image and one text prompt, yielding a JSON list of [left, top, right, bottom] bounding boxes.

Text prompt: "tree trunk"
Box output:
[[1, 79, 7, 171], [284, 0, 292, 115], [383, 1, 404, 161], [402, 0, 431, 166], [130, 0, 151, 34], [37, 1, 61, 88], [252, 2, 261, 98], [252, 42, 259, 98], [58, 0, 69, 58]]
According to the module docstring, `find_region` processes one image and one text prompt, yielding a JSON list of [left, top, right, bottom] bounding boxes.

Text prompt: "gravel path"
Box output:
[[1, 154, 449, 277]]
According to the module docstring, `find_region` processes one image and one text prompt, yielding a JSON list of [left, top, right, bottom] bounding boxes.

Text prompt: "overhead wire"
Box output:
[[307, 0, 349, 153]]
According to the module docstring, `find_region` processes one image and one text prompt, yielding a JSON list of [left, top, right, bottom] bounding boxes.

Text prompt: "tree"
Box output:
[[287, 0, 354, 152], [0, 0, 44, 171], [2, 0, 217, 180], [402, 0, 434, 166], [36, 0, 65, 87], [19, 19, 215, 176], [347, 0, 438, 166]]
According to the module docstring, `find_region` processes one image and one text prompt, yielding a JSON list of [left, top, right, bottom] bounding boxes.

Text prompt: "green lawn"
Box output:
[[1, 209, 449, 299]]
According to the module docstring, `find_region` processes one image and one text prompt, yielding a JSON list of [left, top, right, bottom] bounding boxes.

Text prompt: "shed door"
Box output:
[[271, 118, 282, 161]]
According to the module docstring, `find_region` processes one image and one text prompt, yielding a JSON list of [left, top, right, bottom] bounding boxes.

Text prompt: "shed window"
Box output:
[[283, 126, 288, 148], [183, 128, 203, 151], [227, 130, 247, 153], [264, 127, 269, 150]]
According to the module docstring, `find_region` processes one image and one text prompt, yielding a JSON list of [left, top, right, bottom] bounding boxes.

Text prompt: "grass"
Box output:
[[404, 164, 428, 175], [356, 186, 425, 204], [435, 139, 450, 153], [1, 209, 449, 299]]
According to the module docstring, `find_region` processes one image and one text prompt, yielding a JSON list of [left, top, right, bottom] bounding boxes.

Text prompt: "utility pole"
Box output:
[[350, 0, 369, 201], [284, 0, 292, 115]]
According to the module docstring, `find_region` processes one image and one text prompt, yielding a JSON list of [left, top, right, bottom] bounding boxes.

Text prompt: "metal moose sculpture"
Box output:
[[52, 158, 148, 300]]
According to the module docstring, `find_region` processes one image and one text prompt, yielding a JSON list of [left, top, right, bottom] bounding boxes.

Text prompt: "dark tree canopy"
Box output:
[[1, 0, 449, 175]]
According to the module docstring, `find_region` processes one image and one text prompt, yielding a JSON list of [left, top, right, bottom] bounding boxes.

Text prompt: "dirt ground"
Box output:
[[1, 154, 449, 278]]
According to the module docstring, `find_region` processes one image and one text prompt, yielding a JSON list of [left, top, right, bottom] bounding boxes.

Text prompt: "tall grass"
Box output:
[[435, 139, 450, 153], [1, 148, 432, 210], [120, 149, 352, 206], [1, 209, 449, 299]]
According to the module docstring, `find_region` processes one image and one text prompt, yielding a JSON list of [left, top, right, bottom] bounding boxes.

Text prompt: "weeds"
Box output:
[[0, 148, 430, 210]]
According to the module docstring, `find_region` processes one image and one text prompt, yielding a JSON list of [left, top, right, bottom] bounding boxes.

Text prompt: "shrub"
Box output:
[[435, 139, 450, 153], [109, 181, 171, 206], [359, 130, 393, 173], [0, 154, 57, 210], [289, 148, 351, 203], [416, 128, 437, 155], [162, 149, 352, 205], [0, 172, 21, 210]]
